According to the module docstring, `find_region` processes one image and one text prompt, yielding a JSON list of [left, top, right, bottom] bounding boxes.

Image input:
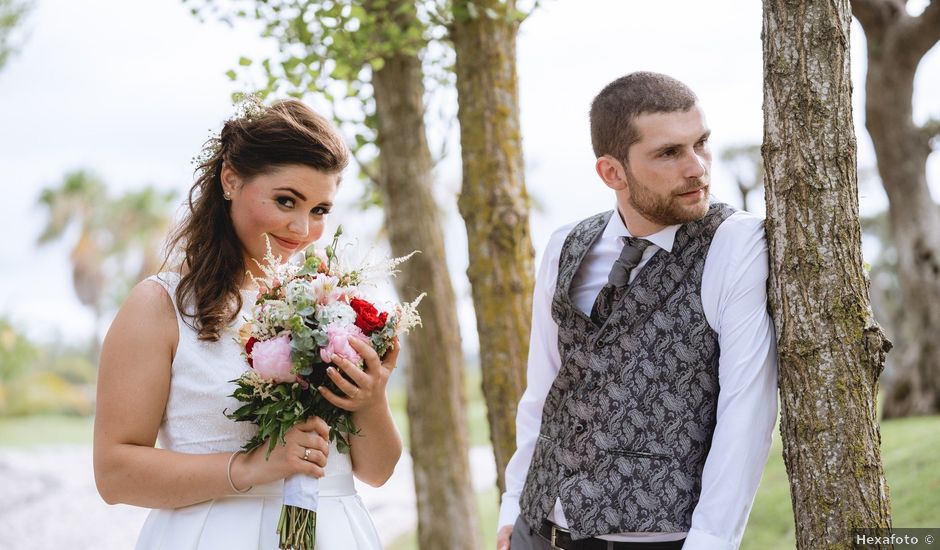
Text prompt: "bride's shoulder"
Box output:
[[121, 273, 179, 324]]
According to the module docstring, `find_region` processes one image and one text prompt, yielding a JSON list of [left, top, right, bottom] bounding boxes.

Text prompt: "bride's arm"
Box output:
[[93, 280, 329, 508], [321, 337, 403, 487]]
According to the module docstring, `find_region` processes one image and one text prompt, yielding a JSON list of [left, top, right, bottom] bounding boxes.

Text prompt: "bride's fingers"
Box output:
[[326, 362, 365, 398], [329, 353, 370, 388], [347, 337, 381, 371], [318, 384, 356, 410]]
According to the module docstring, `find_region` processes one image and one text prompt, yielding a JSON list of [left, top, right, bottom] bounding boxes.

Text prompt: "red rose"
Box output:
[[350, 298, 388, 334], [245, 336, 258, 367]]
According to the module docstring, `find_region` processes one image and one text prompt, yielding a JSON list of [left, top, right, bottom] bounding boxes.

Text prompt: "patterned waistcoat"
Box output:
[[519, 202, 735, 539]]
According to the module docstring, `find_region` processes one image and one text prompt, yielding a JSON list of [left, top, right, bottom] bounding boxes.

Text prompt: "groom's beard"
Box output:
[[626, 172, 711, 227]]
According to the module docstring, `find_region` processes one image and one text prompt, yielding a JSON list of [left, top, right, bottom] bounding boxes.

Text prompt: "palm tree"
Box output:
[[37, 170, 176, 359]]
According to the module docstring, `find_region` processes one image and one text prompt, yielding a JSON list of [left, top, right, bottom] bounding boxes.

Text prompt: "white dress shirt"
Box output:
[[498, 207, 778, 549]]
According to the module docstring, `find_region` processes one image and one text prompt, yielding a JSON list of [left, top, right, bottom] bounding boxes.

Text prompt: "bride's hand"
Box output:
[[243, 416, 331, 483], [318, 336, 400, 412]]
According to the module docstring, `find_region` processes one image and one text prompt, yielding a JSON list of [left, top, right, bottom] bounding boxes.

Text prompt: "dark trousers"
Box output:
[[509, 516, 686, 550]]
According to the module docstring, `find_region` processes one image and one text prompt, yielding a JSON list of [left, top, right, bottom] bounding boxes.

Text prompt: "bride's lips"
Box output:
[[271, 235, 301, 250]]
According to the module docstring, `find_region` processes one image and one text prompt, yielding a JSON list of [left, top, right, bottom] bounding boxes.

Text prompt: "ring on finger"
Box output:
[[303, 447, 311, 461]]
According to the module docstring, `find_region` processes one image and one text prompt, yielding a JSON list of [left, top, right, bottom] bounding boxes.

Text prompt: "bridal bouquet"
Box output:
[[226, 227, 423, 550]]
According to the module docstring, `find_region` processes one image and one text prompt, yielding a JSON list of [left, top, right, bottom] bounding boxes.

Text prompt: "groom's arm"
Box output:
[[497, 230, 565, 547], [684, 214, 778, 550]]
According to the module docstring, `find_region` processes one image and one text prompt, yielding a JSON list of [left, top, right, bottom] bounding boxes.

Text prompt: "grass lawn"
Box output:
[[0, 414, 94, 446]]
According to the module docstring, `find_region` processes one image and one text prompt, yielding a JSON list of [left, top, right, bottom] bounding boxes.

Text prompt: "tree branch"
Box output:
[[924, 118, 940, 150], [851, 0, 906, 34], [350, 147, 380, 189], [902, 0, 940, 59]]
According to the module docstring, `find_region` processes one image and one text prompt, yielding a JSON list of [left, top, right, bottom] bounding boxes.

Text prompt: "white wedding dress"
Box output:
[[135, 273, 382, 550]]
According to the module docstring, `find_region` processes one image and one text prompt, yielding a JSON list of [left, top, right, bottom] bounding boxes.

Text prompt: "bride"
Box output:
[[93, 99, 401, 549]]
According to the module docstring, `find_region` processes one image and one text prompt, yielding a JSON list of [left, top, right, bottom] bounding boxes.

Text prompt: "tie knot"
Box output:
[[607, 237, 652, 287], [624, 236, 652, 251]]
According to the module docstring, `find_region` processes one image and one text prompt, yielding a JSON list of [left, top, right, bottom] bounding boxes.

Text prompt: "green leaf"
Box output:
[[238, 56, 252, 66]]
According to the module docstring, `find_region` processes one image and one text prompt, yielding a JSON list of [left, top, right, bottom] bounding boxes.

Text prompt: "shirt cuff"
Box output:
[[682, 527, 737, 550], [497, 495, 521, 529]]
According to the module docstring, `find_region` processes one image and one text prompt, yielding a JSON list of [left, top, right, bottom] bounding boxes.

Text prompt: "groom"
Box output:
[[497, 72, 778, 550]]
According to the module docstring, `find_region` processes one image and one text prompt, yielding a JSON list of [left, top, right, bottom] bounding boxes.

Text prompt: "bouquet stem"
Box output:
[[277, 505, 317, 550]]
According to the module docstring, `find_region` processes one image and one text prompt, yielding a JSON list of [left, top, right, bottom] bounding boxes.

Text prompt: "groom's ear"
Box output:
[[595, 155, 628, 191]]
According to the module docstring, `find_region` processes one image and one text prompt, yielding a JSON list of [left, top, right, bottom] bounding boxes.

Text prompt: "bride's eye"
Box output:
[[276, 196, 296, 208]]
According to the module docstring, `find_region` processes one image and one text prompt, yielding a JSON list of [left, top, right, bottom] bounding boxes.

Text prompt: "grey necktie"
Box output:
[[590, 237, 652, 325]]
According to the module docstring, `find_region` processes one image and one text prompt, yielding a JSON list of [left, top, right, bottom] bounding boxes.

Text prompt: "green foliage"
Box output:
[[182, 0, 457, 207], [227, 373, 359, 456], [0, 319, 96, 417], [2, 371, 92, 417], [0, 0, 30, 71], [0, 317, 37, 384]]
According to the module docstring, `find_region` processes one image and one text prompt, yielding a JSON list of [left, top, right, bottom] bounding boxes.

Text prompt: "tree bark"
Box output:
[[450, 0, 534, 497], [370, 4, 481, 548], [762, 0, 893, 547], [851, 0, 940, 418]]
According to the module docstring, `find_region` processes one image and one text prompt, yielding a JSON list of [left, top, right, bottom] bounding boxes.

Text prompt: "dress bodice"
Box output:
[[148, 272, 351, 477]]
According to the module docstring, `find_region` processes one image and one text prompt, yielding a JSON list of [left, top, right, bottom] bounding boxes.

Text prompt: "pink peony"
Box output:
[[319, 324, 368, 364], [250, 334, 297, 383]]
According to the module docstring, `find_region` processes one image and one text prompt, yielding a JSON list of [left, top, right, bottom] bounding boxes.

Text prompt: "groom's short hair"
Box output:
[[590, 72, 698, 165]]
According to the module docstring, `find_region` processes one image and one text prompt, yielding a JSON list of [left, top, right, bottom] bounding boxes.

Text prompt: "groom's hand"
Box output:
[[496, 524, 513, 550]]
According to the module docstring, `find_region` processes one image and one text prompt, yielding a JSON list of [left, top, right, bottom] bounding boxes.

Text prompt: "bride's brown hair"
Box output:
[[164, 99, 349, 341]]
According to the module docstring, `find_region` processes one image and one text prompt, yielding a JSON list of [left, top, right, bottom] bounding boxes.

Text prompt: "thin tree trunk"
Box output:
[[370, 5, 481, 547], [450, 0, 534, 497], [762, 0, 893, 547], [851, 0, 940, 418]]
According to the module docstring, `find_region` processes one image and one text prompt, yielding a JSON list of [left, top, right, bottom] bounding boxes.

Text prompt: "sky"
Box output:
[[1, 0, 938, 352]]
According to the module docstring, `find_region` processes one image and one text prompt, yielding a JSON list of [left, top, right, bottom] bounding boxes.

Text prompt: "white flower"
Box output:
[[253, 299, 292, 334], [315, 301, 356, 327], [394, 293, 426, 334], [309, 275, 343, 305], [284, 278, 315, 308]]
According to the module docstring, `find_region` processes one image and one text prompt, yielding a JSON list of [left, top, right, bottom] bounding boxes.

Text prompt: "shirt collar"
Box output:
[[602, 205, 678, 253]]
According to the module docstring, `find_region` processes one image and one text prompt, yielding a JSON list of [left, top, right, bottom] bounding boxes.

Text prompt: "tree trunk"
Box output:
[[851, 0, 940, 418], [762, 0, 893, 547], [370, 8, 481, 548], [450, 0, 534, 497]]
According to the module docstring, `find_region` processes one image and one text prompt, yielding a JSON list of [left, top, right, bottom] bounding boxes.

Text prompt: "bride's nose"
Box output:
[[287, 214, 309, 238]]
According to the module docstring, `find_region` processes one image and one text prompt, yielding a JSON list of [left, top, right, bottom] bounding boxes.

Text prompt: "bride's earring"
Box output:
[[224, 190, 232, 201]]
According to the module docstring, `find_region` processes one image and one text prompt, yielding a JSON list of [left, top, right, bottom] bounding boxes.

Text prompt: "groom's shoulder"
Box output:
[[550, 210, 612, 242], [715, 209, 766, 245], [710, 209, 769, 270]]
